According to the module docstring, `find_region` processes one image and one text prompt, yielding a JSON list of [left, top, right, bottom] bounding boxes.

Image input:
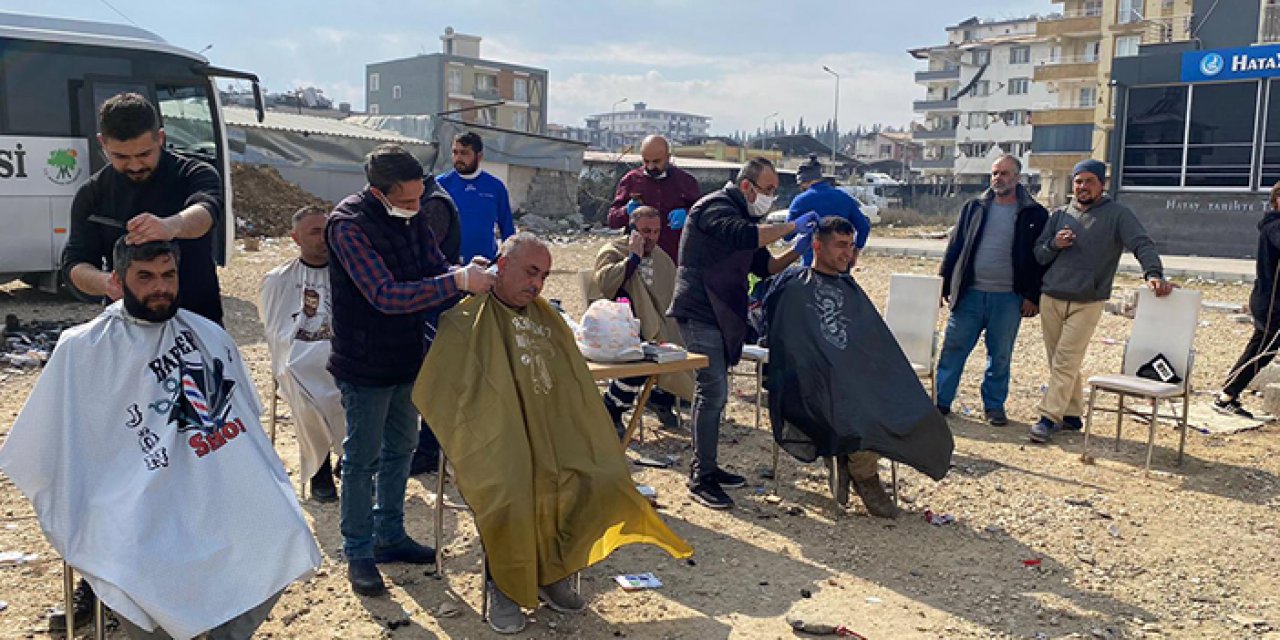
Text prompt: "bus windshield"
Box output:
[[156, 84, 217, 164]]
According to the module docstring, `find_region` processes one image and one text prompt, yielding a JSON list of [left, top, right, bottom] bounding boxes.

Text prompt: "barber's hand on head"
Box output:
[[1053, 228, 1076, 250], [1021, 299, 1039, 317], [792, 211, 819, 235], [102, 271, 122, 301], [628, 231, 646, 257], [125, 213, 177, 245], [1147, 277, 1176, 297], [455, 262, 496, 294], [667, 208, 688, 230], [792, 232, 813, 257]]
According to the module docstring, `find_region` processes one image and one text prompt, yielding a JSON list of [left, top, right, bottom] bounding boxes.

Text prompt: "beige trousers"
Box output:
[[1038, 295, 1105, 422], [847, 451, 880, 478]]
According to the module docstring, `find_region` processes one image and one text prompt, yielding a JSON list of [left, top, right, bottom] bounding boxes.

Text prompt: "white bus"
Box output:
[[0, 11, 262, 292]]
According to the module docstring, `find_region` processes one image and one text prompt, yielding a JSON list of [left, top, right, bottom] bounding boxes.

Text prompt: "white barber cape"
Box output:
[[0, 303, 320, 640], [259, 258, 344, 482]]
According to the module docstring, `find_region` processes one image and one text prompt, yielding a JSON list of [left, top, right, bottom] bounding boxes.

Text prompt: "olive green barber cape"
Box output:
[[412, 293, 692, 608]]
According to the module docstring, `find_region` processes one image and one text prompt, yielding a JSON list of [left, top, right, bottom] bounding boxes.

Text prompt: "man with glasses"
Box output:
[[669, 157, 816, 509]]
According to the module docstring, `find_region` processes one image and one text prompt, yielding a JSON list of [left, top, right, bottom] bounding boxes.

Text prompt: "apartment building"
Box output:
[[910, 17, 1053, 188], [1028, 0, 1194, 204], [365, 28, 548, 134], [586, 102, 711, 150]]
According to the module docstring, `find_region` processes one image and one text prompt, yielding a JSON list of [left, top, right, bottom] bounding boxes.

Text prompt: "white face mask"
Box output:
[[377, 193, 419, 219], [750, 192, 776, 218]]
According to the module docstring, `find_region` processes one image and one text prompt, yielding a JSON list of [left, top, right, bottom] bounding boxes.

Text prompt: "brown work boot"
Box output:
[[846, 453, 899, 519]]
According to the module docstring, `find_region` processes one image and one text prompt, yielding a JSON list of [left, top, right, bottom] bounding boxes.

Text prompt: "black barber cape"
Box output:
[[761, 267, 953, 480]]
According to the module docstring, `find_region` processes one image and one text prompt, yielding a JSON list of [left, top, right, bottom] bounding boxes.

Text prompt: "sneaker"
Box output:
[[689, 480, 735, 510], [1061, 415, 1084, 431], [984, 408, 1008, 427], [47, 578, 95, 632], [409, 451, 439, 476], [849, 473, 899, 519], [705, 468, 746, 489], [488, 582, 527, 634], [1213, 397, 1255, 419], [309, 457, 338, 503], [1028, 417, 1060, 444], [373, 536, 436, 565], [936, 405, 951, 416], [538, 576, 586, 613], [826, 456, 850, 507], [649, 403, 681, 430], [348, 558, 387, 596]]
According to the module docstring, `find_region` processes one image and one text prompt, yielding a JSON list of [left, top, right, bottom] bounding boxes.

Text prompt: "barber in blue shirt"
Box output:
[[787, 154, 870, 268]]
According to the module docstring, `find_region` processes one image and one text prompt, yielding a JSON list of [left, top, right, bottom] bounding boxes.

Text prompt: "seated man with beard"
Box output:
[[762, 217, 954, 518], [0, 238, 320, 639], [413, 233, 692, 635]]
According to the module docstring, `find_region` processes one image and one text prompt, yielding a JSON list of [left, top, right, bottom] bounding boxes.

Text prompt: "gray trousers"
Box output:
[[118, 591, 283, 640]]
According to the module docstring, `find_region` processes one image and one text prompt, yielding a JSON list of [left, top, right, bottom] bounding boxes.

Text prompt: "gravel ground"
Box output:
[[0, 235, 1278, 639]]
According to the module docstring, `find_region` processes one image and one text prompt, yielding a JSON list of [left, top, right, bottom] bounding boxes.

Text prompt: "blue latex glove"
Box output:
[[793, 232, 814, 257], [792, 211, 819, 234], [668, 208, 688, 230], [626, 197, 641, 215]]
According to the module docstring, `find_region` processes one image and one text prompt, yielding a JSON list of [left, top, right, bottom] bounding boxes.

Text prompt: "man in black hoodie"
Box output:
[[1214, 182, 1280, 417], [937, 155, 1048, 426]]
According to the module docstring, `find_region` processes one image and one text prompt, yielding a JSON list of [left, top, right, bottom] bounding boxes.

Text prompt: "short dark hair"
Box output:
[[815, 215, 855, 241], [454, 131, 484, 154], [291, 205, 327, 227], [994, 153, 1023, 174], [113, 237, 180, 275], [736, 156, 775, 184], [99, 93, 160, 142], [365, 144, 423, 194]]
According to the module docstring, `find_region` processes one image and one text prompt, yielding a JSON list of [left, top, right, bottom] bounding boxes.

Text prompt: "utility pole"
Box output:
[[822, 66, 840, 166]]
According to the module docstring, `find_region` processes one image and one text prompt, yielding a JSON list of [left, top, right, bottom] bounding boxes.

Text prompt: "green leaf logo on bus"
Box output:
[[44, 147, 82, 185]]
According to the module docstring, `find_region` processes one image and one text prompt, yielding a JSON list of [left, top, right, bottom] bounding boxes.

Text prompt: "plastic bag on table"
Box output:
[[575, 299, 644, 362]]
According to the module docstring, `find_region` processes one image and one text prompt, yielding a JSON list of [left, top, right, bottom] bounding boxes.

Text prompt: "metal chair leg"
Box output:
[[1177, 391, 1189, 465], [754, 360, 763, 431], [1083, 385, 1097, 458], [435, 449, 446, 575], [63, 561, 75, 637], [771, 440, 779, 481], [93, 593, 105, 640], [269, 379, 279, 445], [1115, 394, 1126, 452], [1145, 396, 1159, 473], [481, 555, 490, 622], [890, 461, 899, 505]]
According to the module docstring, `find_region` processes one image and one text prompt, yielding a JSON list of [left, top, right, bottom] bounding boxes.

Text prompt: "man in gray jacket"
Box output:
[[1029, 159, 1174, 444]]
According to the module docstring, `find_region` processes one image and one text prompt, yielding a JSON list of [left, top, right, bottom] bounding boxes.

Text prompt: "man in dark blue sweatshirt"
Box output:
[[787, 154, 870, 268], [437, 131, 515, 262]]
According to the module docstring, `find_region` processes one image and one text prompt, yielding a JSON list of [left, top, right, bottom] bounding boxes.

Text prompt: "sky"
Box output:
[[4, 0, 1049, 135]]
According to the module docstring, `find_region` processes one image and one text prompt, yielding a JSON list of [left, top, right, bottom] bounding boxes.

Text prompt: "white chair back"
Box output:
[[1123, 288, 1201, 387], [885, 274, 943, 366]]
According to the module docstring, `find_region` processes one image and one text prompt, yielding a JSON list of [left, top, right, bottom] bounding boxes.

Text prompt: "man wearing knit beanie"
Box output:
[[787, 154, 871, 267], [1028, 159, 1174, 444]]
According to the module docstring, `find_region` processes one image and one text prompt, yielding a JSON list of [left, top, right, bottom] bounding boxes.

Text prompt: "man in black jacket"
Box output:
[[936, 155, 1048, 426]]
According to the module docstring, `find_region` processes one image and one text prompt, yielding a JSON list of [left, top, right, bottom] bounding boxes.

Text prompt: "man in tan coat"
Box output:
[[593, 206, 694, 436]]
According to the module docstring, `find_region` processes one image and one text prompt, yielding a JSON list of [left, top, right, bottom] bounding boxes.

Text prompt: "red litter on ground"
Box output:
[[1022, 558, 1042, 568], [924, 509, 956, 525]]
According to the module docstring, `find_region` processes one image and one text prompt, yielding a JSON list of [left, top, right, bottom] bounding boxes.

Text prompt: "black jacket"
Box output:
[[939, 184, 1048, 308], [1250, 210, 1280, 330], [420, 175, 462, 264]]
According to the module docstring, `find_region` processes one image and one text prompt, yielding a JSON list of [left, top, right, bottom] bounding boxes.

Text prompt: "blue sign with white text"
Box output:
[[1182, 44, 1280, 82]]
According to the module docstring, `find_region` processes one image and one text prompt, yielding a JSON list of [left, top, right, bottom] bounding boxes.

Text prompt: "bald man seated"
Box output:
[[606, 135, 702, 259], [413, 233, 692, 635]]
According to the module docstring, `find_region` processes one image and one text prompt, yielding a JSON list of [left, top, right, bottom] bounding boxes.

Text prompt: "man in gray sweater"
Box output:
[[1029, 159, 1174, 443]]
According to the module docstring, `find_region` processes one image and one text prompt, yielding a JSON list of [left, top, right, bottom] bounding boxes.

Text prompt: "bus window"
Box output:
[[1, 44, 130, 136], [155, 84, 217, 164]]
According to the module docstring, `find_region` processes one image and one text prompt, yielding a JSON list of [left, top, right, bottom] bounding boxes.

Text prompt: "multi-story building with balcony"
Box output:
[[1029, 0, 1194, 204], [910, 17, 1052, 189], [364, 28, 548, 134], [586, 102, 711, 151]]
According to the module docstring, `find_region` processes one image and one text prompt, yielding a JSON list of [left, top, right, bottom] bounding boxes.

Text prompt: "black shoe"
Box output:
[[410, 451, 439, 476], [937, 405, 951, 416], [310, 458, 338, 503], [1213, 397, 1255, 419], [985, 408, 1008, 427], [374, 536, 437, 565], [649, 403, 681, 430], [348, 558, 387, 596], [706, 468, 746, 489], [47, 578, 95, 632], [1061, 415, 1084, 431], [689, 480, 734, 510]]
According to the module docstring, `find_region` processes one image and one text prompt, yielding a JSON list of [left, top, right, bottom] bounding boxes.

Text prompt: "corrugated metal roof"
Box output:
[[223, 106, 431, 144], [584, 151, 796, 173]]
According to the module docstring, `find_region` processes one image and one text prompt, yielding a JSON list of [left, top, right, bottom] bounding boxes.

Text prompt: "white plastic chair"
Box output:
[[883, 274, 944, 502], [1083, 288, 1201, 472]]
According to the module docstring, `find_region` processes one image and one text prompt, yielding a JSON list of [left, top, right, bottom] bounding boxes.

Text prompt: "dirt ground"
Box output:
[[1, 235, 1278, 640]]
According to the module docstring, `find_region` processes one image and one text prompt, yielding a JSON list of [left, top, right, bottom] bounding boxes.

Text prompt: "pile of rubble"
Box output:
[[231, 163, 332, 238], [2, 315, 69, 369]]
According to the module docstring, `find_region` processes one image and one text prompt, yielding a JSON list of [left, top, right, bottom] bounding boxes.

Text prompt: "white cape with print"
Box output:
[[0, 303, 320, 639], [260, 258, 344, 482]]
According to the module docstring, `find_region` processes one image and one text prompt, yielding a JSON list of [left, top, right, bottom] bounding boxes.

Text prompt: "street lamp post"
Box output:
[[610, 97, 628, 151], [761, 111, 779, 151], [822, 66, 840, 166]]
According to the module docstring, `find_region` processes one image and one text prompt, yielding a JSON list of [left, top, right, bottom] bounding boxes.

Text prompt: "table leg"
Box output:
[[620, 376, 657, 450]]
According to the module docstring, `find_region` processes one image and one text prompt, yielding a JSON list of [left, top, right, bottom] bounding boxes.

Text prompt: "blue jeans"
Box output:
[[336, 380, 419, 560], [935, 290, 1024, 411], [677, 319, 729, 482]]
